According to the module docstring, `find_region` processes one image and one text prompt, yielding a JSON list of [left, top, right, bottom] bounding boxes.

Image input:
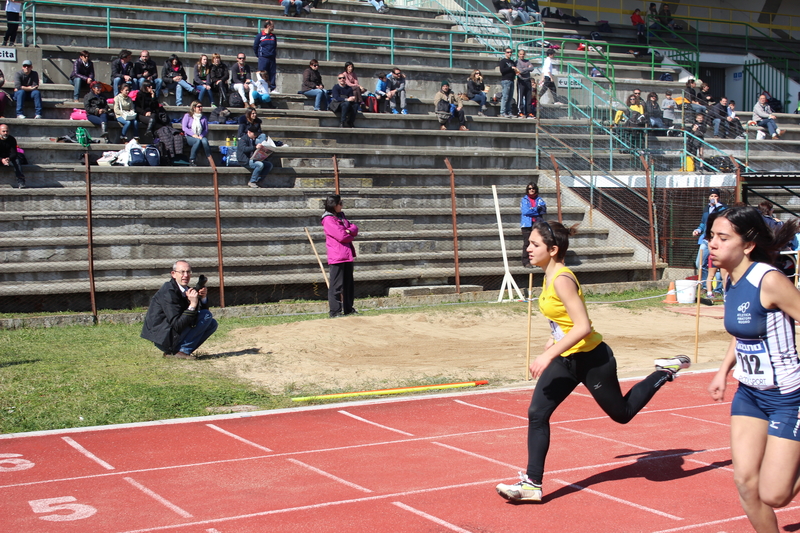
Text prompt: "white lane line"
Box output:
[[650, 504, 800, 532], [205, 424, 273, 452], [338, 410, 414, 436], [391, 501, 472, 533], [431, 442, 520, 470], [670, 412, 731, 427], [123, 477, 193, 518], [206, 530, 222, 533], [556, 425, 652, 451], [453, 399, 527, 420], [61, 436, 115, 470], [552, 478, 683, 520], [286, 458, 373, 493]]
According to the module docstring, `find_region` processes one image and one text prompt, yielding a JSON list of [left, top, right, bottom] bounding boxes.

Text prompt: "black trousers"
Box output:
[[328, 261, 354, 316], [521, 227, 532, 267], [4, 11, 19, 45], [517, 79, 532, 115], [525, 342, 670, 483]]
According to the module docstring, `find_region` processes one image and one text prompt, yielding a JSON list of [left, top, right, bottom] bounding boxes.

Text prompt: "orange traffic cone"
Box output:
[[663, 281, 678, 304]]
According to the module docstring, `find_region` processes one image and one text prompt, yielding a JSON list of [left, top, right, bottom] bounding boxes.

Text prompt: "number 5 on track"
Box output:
[[28, 497, 97, 521]]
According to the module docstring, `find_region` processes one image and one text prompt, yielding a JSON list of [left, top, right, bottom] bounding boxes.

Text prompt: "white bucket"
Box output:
[[674, 280, 696, 304]]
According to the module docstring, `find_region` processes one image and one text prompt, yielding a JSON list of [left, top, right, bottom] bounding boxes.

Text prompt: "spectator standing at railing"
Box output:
[[161, 54, 195, 107], [231, 53, 254, 108], [516, 49, 535, 118], [14, 60, 41, 119], [111, 50, 136, 96], [386, 67, 407, 115], [661, 89, 677, 128], [300, 59, 328, 111], [499, 47, 519, 118], [133, 50, 163, 98], [70, 51, 95, 102], [753, 94, 785, 140], [2, 0, 21, 47], [253, 20, 278, 93], [0, 124, 25, 189], [466, 69, 488, 116]]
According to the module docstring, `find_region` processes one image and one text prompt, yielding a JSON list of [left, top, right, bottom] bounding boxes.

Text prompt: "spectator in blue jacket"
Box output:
[[70, 50, 95, 101], [692, 188, 726, 284], [374, 72, 388, 113], [253, 20, 278, 92], [520, 182, 547, 267]]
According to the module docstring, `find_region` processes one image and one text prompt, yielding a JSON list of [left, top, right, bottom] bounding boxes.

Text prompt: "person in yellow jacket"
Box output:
[[495, 220, 691, 503]]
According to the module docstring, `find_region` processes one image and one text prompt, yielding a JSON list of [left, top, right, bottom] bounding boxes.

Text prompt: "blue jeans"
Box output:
[[500, 79, 513, 116], [281, 0, 303, 14], [72, 77, 90, 100], [757, 118, 778, 137], [245, 159, 274, 183], [186, 135, 210, 160], [195, 86, 213, 107], [367, 0, 384, 10], [113, 77, 138, 96], [649, 116, 666, 129], [14, 89, 42, 116], [86, 113, 108, 127], [116, 116, 139, 138], [303, 88, 328, 110], [471, 92, 487, 108], [164, 79, 195, 106], [712, 117, 727, 137], [154, 309, 218, 356]]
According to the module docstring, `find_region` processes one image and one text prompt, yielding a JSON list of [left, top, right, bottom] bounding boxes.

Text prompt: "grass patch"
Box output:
[[584, 288, 669, 310]]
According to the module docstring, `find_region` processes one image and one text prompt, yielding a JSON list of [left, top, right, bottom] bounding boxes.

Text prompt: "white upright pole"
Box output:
[[493, 185, 525, 302]]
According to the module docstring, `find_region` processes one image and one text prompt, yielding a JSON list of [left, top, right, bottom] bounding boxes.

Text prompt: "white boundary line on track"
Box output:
[[123, 477, 193, 518], [61, 436, 115, 470], [0, 369, 720, 440], [431, 441, 520, 470], [669, 412, 731, 427], [649, 504, 800, 532], [286, 458, 373, 493], [551, 478, 683, 520], [391, 501, 473, 532], [338, 410, 415, 436], [205, 424, 273, 452]]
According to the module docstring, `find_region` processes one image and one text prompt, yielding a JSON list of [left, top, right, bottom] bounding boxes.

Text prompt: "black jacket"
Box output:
[[499, 57, 516, 81], [236, 133, 259, 165], [84, 92, 108, 116], [141, 278, 206, 352], [230, 63, 252, 85], [133, 58, 159, 81], [135, 90, 160, 116], [162, 61, 189, 83], [209, 63, 229, 86], [467, 78, 485, 98], [237, 115, 262, 138], [110, 58, 133, 82], [708, 102, 728, 121], [0, 134, 19, 160], [643, 98, 662, 119]]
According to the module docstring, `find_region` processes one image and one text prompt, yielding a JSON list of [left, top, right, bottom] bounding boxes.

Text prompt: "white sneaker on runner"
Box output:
[[496, 472, 542, 502], [655, 355, 691, 380]]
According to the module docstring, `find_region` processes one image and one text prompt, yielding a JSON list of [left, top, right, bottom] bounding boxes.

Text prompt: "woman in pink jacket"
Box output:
[[322, 195, 359, 317]]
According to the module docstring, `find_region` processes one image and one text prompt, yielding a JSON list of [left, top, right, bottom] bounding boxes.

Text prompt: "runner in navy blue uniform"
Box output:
[[707, 206, 800, 533]]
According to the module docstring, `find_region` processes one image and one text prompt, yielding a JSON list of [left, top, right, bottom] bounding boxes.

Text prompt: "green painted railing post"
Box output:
[[449, 33, 453, 69], [390, 28, 394, 65], [106, 8, 111, 48], [326, 24, 330, 62], [182, 14, 188, 53]]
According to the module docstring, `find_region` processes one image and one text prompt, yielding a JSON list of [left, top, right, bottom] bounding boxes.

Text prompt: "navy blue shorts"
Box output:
[[731, 383, 800, 441]]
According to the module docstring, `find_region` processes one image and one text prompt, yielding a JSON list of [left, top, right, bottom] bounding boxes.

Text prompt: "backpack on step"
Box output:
[[228, 91, 244, 108], [75, 127, 92, 149], [365, 95, 378, 113], [144, 145, 160, 166], [128, 147, 147, 166]]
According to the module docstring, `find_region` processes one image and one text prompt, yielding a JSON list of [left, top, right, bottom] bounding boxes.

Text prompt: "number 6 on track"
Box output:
[[28, 497, 97, 521], [0, 453, 35, 472]]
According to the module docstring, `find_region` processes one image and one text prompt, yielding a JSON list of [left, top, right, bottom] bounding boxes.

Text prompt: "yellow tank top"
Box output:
[[538, 266, 603, 356]]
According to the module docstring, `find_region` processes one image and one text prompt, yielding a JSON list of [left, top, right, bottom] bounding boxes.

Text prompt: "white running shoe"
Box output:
[[655, 355, 691, 380], [496, 472, 542, 502]]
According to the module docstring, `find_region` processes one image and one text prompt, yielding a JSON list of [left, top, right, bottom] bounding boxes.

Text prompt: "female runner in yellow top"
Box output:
[[496, 220, 691, 502]]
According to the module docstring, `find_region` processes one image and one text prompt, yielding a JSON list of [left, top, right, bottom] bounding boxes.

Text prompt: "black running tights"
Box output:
[[525, 342, 670, 483]]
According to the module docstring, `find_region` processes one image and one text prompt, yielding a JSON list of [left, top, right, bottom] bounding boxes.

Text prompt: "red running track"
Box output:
[[2, 371, 800, 533]]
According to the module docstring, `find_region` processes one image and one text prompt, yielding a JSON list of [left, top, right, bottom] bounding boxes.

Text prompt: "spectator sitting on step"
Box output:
[[111, 49, 136, 96], [238, 124, 273, 188], [237, 107, 263, 138], [492, 0, 518, 24], [466, 69, 488, 116], [84, 82, 110, 139], [708, 96, 731, 138], [209, 53, 230, 108], [726, 100, 745, 139], [342, 62, 366, 107], [13, 60, 41, 120], [253, 20, 278, 93], [660, 89, 676, 128], [0, 68, 8, 117], [434, 80, 468, 131], [135, 81, 167, 139], [250, 70, 272, 108], [386, 67, 407, 114], [648, 2, 658, 27], [281, 0, 303, 16], [300, 59, 328, 112], [698, 82, 716, 108], [0, 123, 24, 188], [161, 54, 195, 107], [613, 93, 643, 126], [682, 78, 706, 114], [69, 50, 95, 101], [364, 0, 390, 14], [374, 72, 388, 112], [113, 83, 139, 143], [753, 93, 785, 140], [331, 73, 357, 128], [631, 8, 646, 41], [658, 4, 679, 29], [140, 260, 218, 360], [193, 54, 214, 108], [133, 50, 163, 98], [182, 101, 211, 166], [643, 91, 666, 131], [231, 53, 254, 107], [687, 112, 706, 162]]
